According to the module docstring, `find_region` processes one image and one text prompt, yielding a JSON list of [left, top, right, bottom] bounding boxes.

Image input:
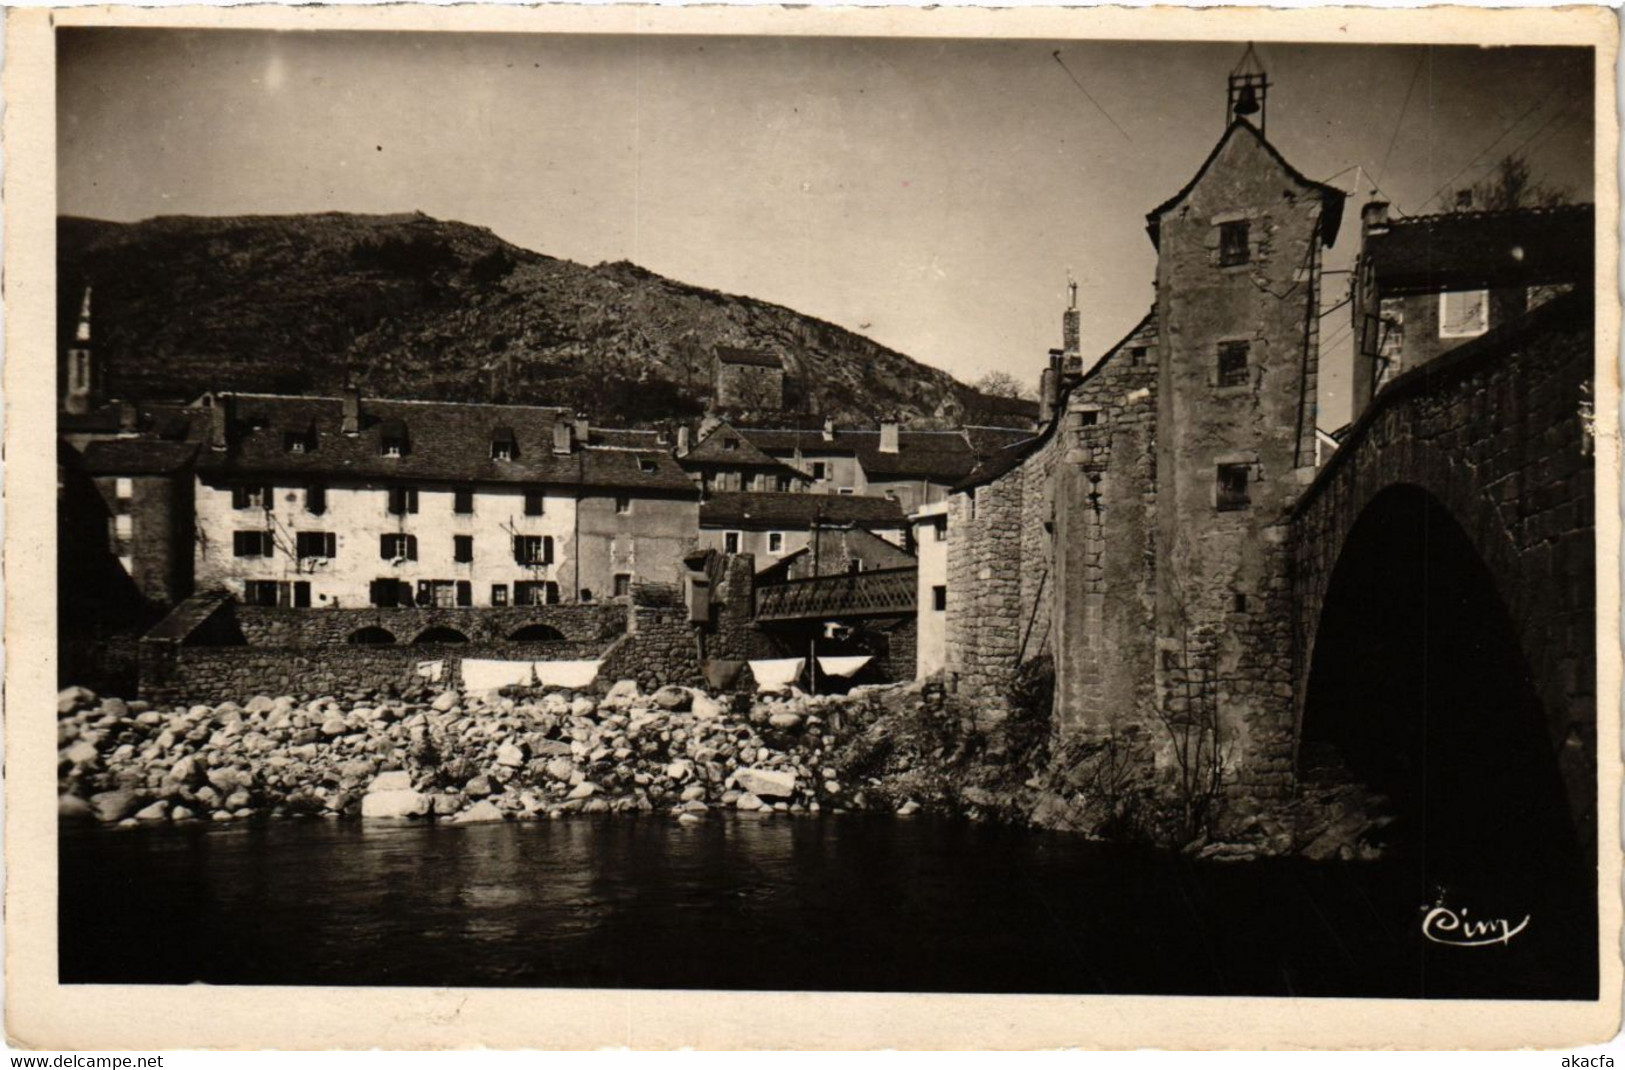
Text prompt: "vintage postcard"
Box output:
[[5, 2, 1620, 1051]]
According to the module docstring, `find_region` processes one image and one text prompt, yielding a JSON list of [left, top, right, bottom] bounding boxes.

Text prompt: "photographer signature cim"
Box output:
[[1421, 903, 1531, 947]]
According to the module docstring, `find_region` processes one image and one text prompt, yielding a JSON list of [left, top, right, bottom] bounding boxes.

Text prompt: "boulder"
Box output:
[[452, 800, 507, 824], [689, 693, 725, 720], [89, 790, 143, 823], [431, 691, 460, 713], [768, 712, 802, 730], [732, 767, 798, 800], [545, 757, 576, 782], [133, 801, 169, 822], [569, 696, 597, 719], [99, 697, 130, 719], [665, 760, 693, 782], [246, 695, 276, 714], [735, 792, 764, 812], [58, 686, 97, 716], [465, 775, 495, 797], [360, 790, 429, 819], [602, 680, 640, 708], [58, 794, 95, 822], [62, 740, 99, 767], [429, 793, 464, 816], [496, 743, 527, 768], [652, 686, 690, 712], [320, 716, 349, 738], [566, 782, 598, 801], [171, 805, 197, 822], [369, 770, 414, 793]]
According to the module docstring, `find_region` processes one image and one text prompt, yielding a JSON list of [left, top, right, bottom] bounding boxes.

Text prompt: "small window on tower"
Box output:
[[1219, 221, 1250, 267], [1216, 463, 1252, 512], [1217, 341, 1251, 387]]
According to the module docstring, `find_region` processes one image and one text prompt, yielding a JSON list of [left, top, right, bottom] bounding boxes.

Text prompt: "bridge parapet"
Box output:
[[755, 566, 918, 623]]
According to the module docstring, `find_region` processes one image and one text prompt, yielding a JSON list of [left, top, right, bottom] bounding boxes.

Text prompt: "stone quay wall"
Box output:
[[230, 604, 626, 646]]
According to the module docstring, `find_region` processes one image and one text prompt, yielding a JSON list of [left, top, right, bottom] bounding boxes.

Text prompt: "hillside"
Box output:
[[58, 213, 1015, 426]]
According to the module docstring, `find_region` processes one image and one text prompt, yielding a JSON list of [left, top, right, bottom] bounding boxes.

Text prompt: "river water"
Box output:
[[60, 815, 1595, 998]]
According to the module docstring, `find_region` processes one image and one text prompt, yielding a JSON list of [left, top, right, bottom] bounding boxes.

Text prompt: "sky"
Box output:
[[58, 31, 1595, 428]]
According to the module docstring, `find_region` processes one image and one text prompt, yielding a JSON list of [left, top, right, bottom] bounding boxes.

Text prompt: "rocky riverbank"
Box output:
[[57, 677, 1387, 861], [56, 680, 931, 827]]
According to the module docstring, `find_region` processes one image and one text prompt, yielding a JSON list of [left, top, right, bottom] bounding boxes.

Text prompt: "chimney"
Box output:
[[209, 394, 234, 452], [879, 421, 900, 455], [1039, 359, 1059, 427], [676, 426, 691, 456], [1062, 275, 1081, 360], [1360, 200, 1390, 237], [822, 416, 836, 442], [574, 416, 590, 444], [552, 418, 574, 455], [341, 384, 362, 436]]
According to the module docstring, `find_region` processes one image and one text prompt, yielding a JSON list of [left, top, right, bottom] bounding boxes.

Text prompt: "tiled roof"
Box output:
[[1145, 119, 1345, 249], [700, 491, 907, 530], [715, 346, 782, 369], [1366, 203, 1594, 295], [683, 422, 803, 472], [81, 439, 199, 476], [191, 394, 696, 495], [734, 426, 1001, 482]]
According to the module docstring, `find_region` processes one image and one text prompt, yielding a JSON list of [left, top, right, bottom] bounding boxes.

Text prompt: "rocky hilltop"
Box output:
[[59, 212, 998, 425]]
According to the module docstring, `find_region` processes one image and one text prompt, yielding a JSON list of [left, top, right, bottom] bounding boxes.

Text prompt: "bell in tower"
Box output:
[[1226, 42, 1269, 132]]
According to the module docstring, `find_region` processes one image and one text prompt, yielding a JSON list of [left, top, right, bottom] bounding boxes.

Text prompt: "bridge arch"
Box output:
[[346, 626, 396, 645], [413, 626, 469, 644], [507, 623, 566, 642], [1299, 485, 1575, 860]]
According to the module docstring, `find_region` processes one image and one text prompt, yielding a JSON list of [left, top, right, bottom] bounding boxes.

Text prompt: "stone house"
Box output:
[[677, 418, 813, 494], [188, 391, 699, 610], [947, 104, 1346, 797], [697, 490, 909, 567], [712, 345, 786, 412], [734, 420, 1031, 512], [1348, 201, 1593, 420]]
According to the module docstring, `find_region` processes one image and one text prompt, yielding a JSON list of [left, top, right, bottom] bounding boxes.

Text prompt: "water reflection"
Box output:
[[59, 815, 1594, 998]]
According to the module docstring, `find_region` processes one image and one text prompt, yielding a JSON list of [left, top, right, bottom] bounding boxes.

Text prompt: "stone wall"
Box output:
[[944, 458, 1026, 723], [1052, 314, 1161, 732], [598, 604, 704, 692], [228, 604, 625, 646], [139, 638, 609, 705]]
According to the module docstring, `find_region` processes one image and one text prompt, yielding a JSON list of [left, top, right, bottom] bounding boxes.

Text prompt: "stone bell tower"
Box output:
[[1145, 49, 1345, 792]]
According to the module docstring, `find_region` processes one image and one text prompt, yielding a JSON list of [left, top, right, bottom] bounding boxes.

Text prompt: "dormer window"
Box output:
[[379, 417, 409, 458], [284, 425, 316, 454], [639, 458, 658, 473], [1219, 221, 1250, 267], [723, 437, 739, 451], [490, 427, 517, 462]]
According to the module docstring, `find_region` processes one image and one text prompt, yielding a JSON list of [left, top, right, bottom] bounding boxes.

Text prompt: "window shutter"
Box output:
[[325, 532, 337, 558], [512, 535, 524, 564], [457, 581, 472, 607], [232, 486, 247, 510], [294, 582, 311, 608], [406, 535, 419, 561], [261, 485, 273, 511], [307, 484, 327, 515], [380, 535, 392, 560], [261, 532, 274, 558], [543, 536, 554, 564], [408, 488, 419, 514]]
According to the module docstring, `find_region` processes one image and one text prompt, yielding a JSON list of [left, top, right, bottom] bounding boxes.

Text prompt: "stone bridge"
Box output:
[[1289, 291, 1596, 858]]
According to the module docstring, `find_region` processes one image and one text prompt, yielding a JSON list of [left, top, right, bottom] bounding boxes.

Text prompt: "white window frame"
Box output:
[[115, 477, 133, 500], [114, 514, 133, 539], [767, 531, 786, 555], [723, 531, 742, 555], [1439, 289, 1489, 339]]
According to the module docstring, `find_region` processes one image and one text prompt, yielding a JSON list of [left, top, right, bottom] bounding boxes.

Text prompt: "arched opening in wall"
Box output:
[[414, 626, 469, 644], [1299, 484, 1592, 997], [346, 626, 397, 645], [508, 624, 566, 642]]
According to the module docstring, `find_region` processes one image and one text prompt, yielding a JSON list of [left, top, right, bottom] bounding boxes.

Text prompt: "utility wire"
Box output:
[[1052, 51, 1132, 143], [1420, 96, 1549, 211], [1377, 51, 1428, 186]]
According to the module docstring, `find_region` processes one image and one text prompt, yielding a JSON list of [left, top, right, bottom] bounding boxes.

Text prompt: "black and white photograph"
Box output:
[[10, 2, 1618, 1050]]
